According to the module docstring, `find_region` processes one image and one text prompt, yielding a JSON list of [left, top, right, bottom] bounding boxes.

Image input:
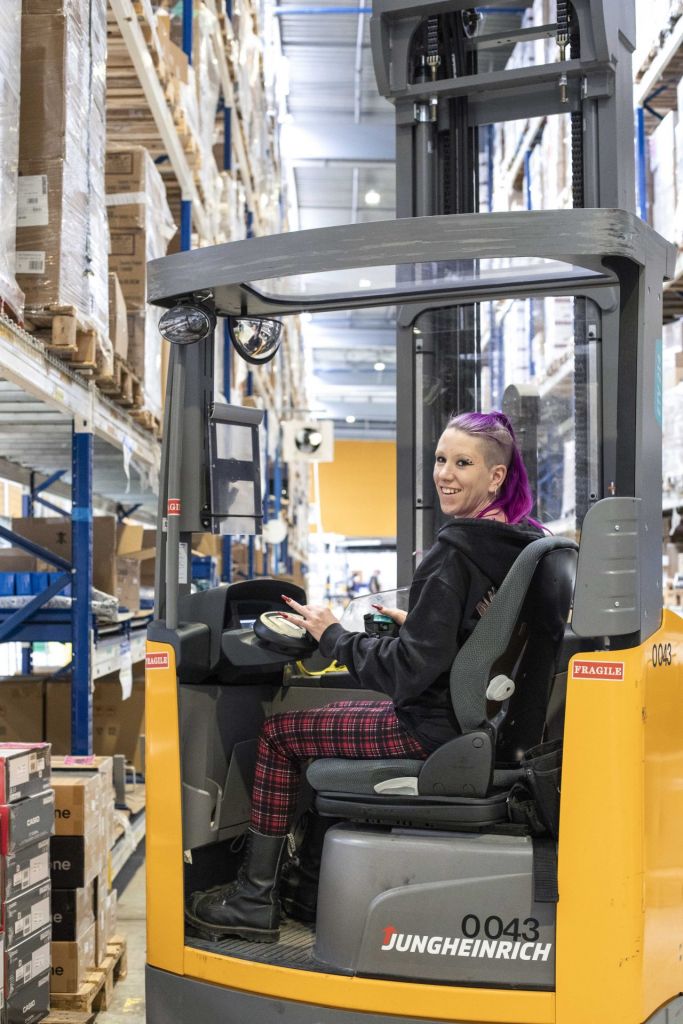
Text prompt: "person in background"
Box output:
[[187, 410, 544, 942], [369, 569, 382, 594]]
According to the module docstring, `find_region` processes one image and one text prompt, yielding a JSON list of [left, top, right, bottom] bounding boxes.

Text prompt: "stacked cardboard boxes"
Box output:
[[0, 743, 54, 1024], [16, 0, 108, 338], [0, 0, 24, 319], [105, 145, 176, 418], [50, 756, 116, 994]]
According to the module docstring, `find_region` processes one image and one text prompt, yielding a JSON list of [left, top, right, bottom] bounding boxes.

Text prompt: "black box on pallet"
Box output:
[[50, 828, 102, 888], [3, 968, 50, 1024], [51, 881, 95, 941], [4, 879, 51, 948], [0, 789, 55, 854], [4, 838, 50, 902], [5, 924, 51, 997]]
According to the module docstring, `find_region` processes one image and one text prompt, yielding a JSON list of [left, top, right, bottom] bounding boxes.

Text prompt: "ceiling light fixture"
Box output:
[[364, 188, 381, 206], [345, 414, 357, 424], [358, 278, 372, 289], [374, 361, 386, 372]]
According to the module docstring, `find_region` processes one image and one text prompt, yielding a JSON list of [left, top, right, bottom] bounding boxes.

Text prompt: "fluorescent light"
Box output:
[[301, 312, 313, 323], [374, 361, 386, 372], [364, 189, 381, 206], [358, 278, 372, 289], [345, 414, 357, 424]]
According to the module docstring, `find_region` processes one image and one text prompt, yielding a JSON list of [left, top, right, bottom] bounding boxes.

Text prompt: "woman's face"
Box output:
[[433, 429, 507, 519]]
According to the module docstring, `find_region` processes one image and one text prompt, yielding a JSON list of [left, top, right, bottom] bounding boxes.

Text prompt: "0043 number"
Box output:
[[461, 915, 540, 942]]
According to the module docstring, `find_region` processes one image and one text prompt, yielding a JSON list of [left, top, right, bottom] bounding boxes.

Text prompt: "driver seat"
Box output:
[[307, 536, 578, 829]]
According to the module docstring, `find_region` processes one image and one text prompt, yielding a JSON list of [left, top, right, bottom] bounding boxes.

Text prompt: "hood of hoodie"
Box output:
[[436, 518, 544, 588]]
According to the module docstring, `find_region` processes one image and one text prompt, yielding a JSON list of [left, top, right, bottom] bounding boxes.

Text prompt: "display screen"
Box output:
[[208, 405, 263, 535]]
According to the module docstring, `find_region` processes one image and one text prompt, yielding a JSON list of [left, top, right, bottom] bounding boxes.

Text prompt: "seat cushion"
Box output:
[[306, 757, 423, 795]]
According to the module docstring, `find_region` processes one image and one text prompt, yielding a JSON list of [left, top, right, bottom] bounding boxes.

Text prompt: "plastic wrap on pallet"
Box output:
[[106, 146, 175, 417], [649, 111, 678, 242], [0, 0, 24, 320], [195, 3, 223, 226], [17, 0, 108, 337]]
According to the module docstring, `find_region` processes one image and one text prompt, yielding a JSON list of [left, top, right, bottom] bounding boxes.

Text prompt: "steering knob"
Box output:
[[253, 611, 318, 657], [485, 674, 515, 702]]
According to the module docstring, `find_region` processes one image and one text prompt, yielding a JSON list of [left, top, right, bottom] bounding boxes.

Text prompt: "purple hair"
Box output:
[[445, 411, 543, 528]]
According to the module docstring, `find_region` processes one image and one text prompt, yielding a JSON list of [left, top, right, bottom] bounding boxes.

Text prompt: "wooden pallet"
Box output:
[[96, 355, 138, 407], [48, 937, 128, 1016], [131, 408, 161, 437], [43, 1011, 96, 1024], [24, 304, 112, 377]]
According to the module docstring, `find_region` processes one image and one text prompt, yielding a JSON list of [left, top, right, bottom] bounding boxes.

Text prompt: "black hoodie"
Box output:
[[318, 519, 544, 753]]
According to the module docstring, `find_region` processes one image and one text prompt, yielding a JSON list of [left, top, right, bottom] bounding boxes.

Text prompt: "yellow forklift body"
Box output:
[[145, 611, 683, 1023]]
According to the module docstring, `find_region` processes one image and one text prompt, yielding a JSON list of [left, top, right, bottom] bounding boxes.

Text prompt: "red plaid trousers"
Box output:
[[250, 699, 427, 836]]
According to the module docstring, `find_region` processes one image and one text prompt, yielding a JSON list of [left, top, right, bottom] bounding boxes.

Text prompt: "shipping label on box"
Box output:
[[50, 919, 96, 992], [51, 826, 105, 888], [51, 773, 100, 836], [6, 925, 51, 996], [4, 837, 51, 901], [0, 744, 51, 804], [51, 881, 95, 941], [52, 755, 114, 804], [3, 969, 50, 1024], [4, 880, 51, 949], [0, 789, 55, 854]]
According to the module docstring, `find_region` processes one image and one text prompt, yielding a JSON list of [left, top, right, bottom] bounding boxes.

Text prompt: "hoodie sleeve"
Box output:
[[317, 569, 468, 706]]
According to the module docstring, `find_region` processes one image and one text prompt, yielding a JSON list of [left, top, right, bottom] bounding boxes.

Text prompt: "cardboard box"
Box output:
[[109, 226, 147, 311], [51, 882, 95, 941], [94, 869, 108, 965], [50, 919, 96, 992], [0, 744, 51, 804], [4, 969, 50, 1024], [93, 675, 145, 771], [6, 925, 51, 996], [4, 879, 51, 949], [0, 789, 55, 854], [4, 837, 51, 901], [51, 774, 100, 836], [50, 827, 104, 889], [51, 755, 114, 803], [11, 517, 150, 605], [108, 272, 129, 361], [0, 679, 44, 744]]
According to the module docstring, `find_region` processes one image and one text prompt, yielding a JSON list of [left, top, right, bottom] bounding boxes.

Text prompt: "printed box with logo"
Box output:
[[50, 918, 96, 992], [5, 924, 51, 996], [0, 789, 54, 855], [4, 837, 51, 901], [3, 968, 50, 1024], [51, 881, 95, 941], [50, 827, 105, 889], [0, 744, 51, 804], [4, 879, 51, 948], [51, 773, 99, 836]]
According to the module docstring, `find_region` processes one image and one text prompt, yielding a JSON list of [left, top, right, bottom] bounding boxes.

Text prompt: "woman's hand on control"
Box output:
[[372, 603, 407, 627], [281, 595, 338, 641]]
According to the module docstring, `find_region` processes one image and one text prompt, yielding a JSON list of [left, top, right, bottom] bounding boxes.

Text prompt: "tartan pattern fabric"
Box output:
[[250, 699, 428, 836]]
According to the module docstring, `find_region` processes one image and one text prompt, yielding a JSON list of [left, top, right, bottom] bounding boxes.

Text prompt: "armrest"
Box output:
[[417, 731, 494, 798]]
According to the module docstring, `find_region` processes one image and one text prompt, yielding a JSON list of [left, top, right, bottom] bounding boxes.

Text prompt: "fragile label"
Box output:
[[16, 250, 46, 275], [571, 660, 625, 680], [146, 652, 170, 670], [167, 498, 181, 516], [17, 175, 49, 227]]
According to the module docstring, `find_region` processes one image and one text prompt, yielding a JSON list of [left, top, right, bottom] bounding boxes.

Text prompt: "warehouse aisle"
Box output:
[[96, 863, 147, 1023]]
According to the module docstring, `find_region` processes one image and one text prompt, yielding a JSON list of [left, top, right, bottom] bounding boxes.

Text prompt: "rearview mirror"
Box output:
[[228, 317, 283, 365]]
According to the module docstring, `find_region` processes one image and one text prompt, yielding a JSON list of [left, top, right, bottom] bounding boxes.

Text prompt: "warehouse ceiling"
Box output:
[[275, 2, 397, 439]]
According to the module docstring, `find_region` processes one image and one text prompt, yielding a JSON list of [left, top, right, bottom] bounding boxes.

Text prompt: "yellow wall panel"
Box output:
[[316, 440, 396, 537]]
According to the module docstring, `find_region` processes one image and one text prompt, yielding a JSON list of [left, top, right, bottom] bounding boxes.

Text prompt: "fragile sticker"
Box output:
[[571, 660, 624, 680], [146, 652, 170, 670], [167, 498, 181, 516]]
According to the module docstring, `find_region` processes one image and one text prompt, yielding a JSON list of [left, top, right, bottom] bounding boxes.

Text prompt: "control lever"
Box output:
[[486, 675, 515, 739]]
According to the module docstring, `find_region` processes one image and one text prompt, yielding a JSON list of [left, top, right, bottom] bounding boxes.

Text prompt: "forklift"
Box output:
[[144, 2, 683, 1022]]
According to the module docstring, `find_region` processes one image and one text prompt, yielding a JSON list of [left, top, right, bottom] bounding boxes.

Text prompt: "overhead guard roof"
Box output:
[[147, 210, 676, 318]]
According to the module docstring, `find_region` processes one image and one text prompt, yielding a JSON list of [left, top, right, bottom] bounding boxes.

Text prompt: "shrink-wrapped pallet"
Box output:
[[16, 0, 108, 337], [0, 1, 24, 319], [105, 145, 176, 417]]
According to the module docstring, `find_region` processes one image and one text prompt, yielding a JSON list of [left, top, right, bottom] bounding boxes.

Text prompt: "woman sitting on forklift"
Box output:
[[187, 410, 544, 943]]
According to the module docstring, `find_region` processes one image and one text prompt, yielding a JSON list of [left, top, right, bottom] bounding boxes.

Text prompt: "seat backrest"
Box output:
[[450, 537, 578, 752]]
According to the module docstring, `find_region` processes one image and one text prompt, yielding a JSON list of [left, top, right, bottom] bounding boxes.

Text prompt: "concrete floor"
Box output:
[[97, 863, 147, 1023]]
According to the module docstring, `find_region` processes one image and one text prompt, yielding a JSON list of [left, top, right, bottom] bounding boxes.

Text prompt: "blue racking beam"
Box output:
[[72, 427, 93, 755]]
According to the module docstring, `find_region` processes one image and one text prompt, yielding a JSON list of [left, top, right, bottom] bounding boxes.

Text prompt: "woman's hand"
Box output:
[[372, 603, 407, 627], [281, 595, 339, 642]]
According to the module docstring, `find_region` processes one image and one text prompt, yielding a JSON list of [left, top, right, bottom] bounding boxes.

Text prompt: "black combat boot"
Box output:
[[186, 830, 288, 943], [280, 813, 339, 923]]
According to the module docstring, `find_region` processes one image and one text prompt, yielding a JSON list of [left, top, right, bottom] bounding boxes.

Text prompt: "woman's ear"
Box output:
[[490, 464, 507, 491]]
